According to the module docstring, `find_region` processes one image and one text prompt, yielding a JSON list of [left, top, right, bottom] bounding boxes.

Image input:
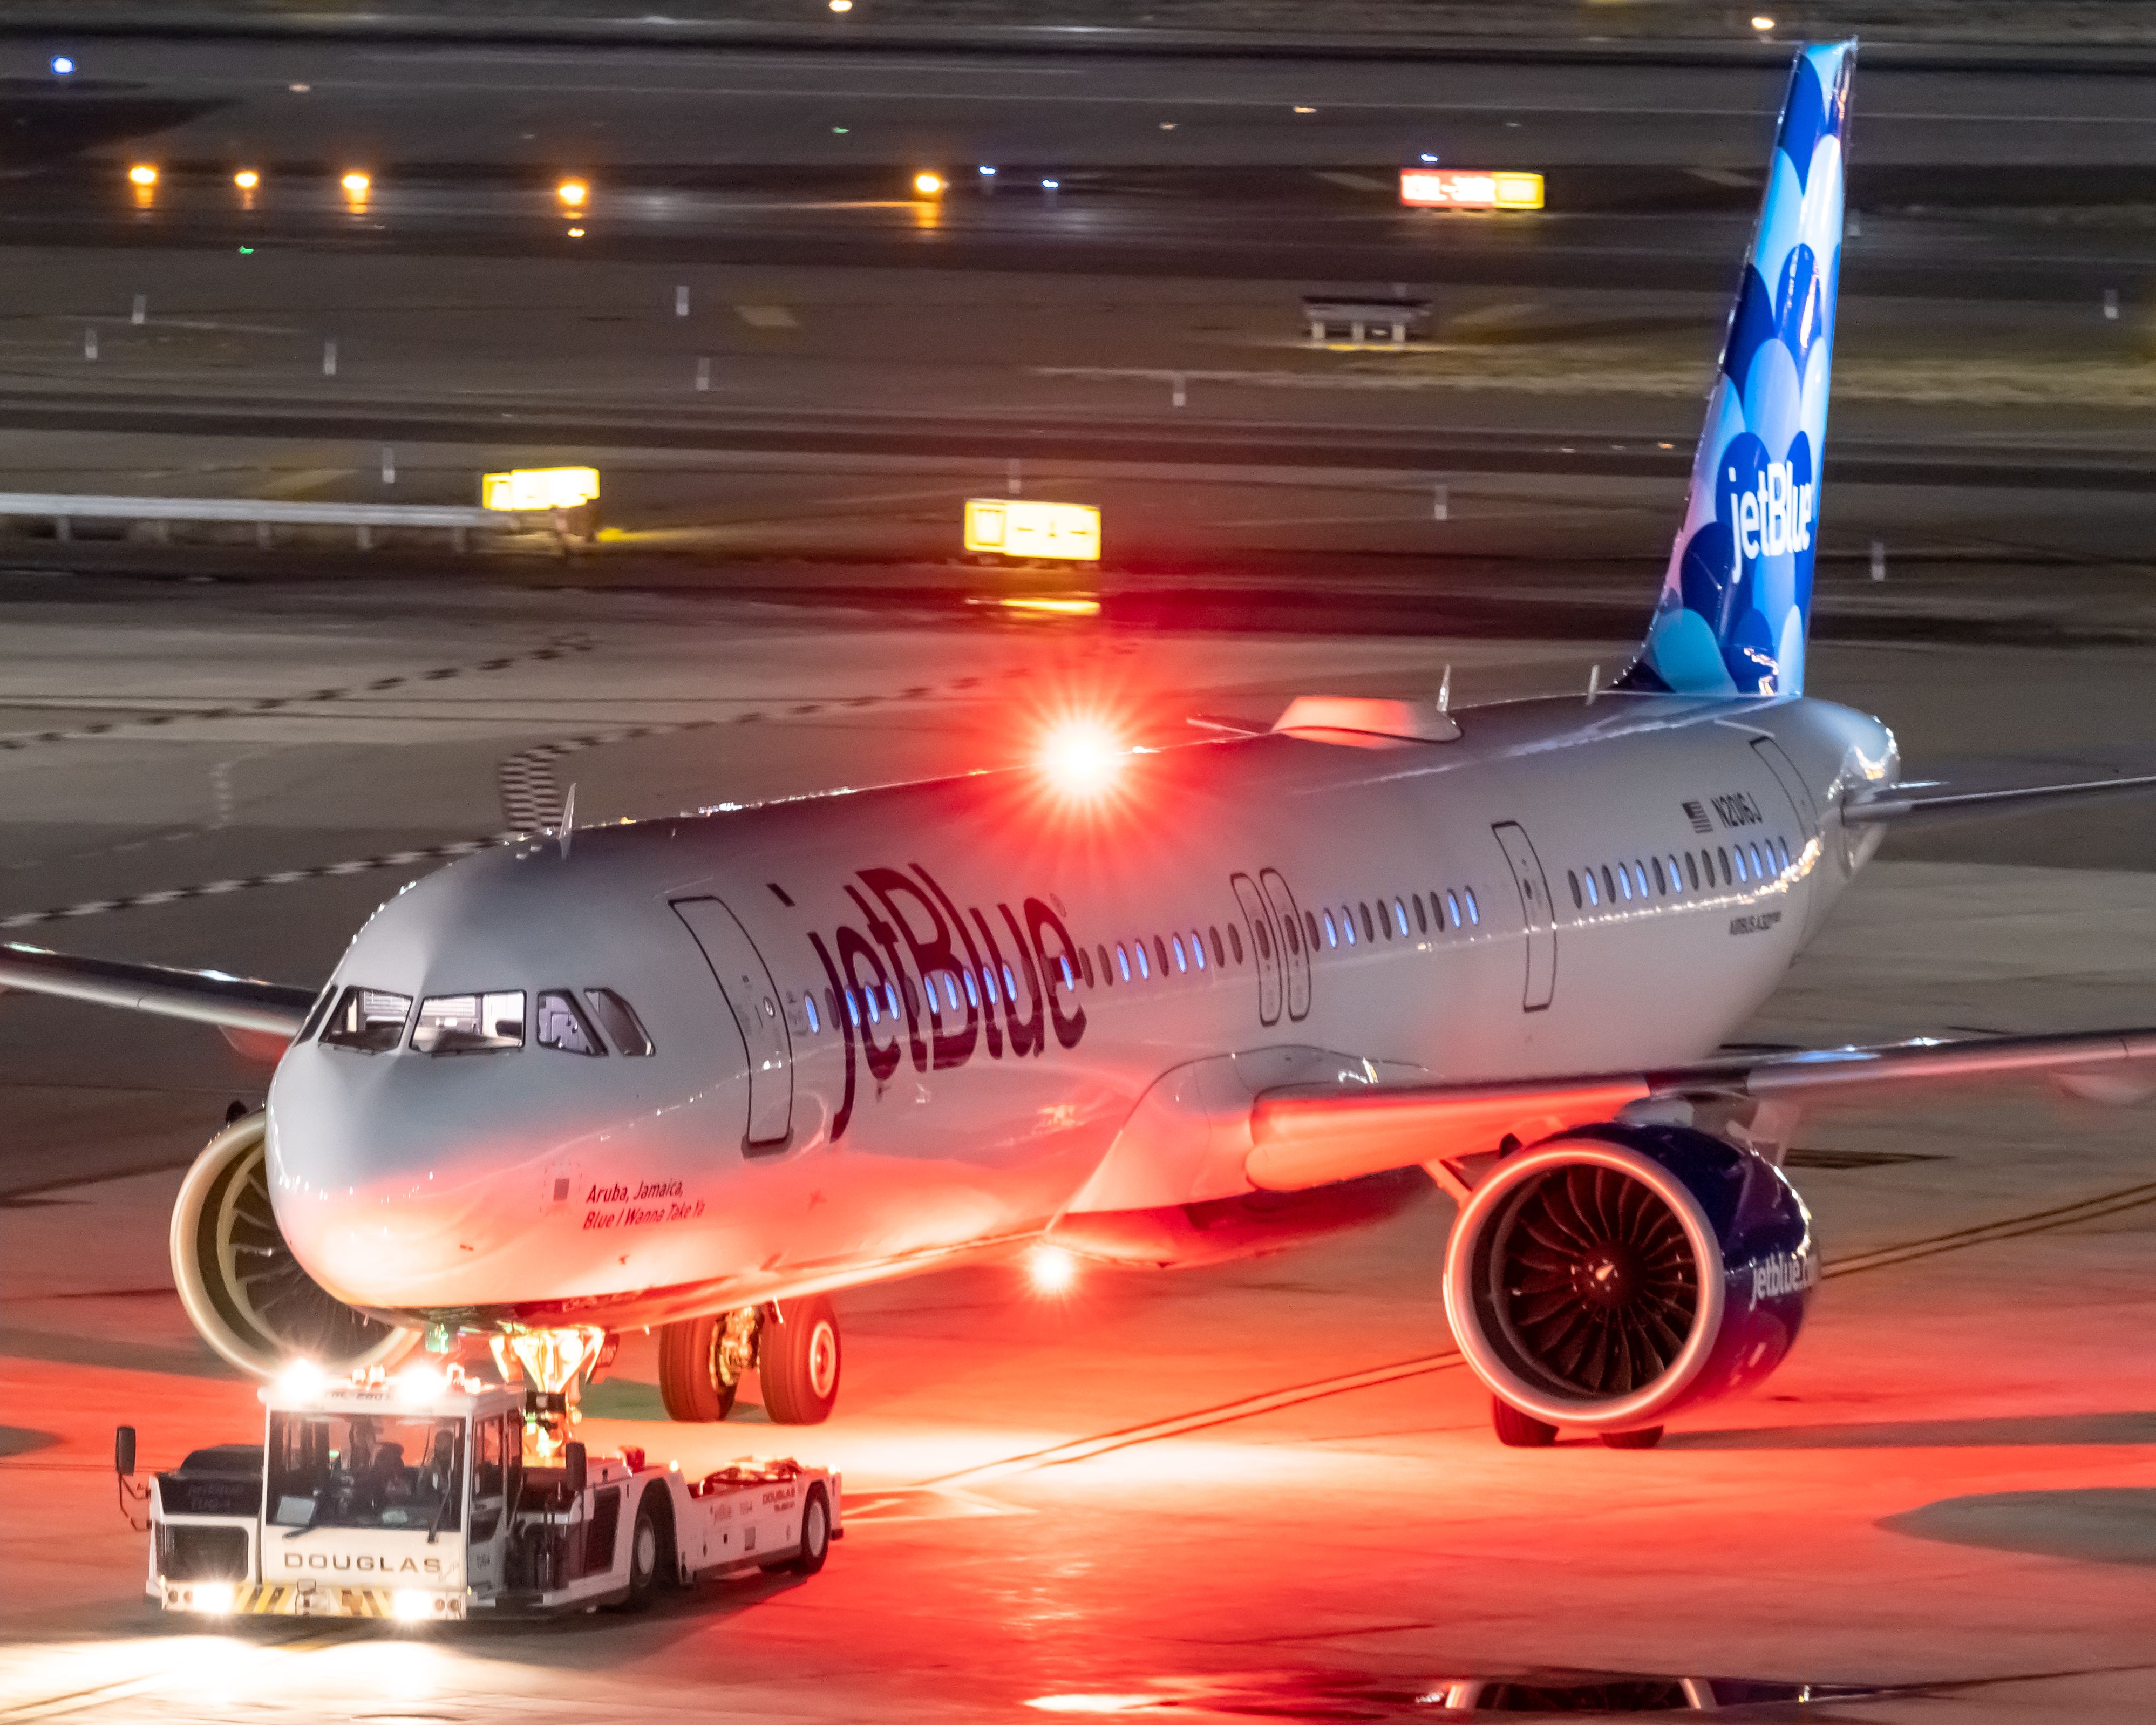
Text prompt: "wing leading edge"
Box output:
[[1248, 1025, 2156, 1193], [1844, 770, 2156, 825], [0, 942, 315, 1036]]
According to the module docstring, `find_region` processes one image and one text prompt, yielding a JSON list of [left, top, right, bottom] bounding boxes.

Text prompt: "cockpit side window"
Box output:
[[296, 984, 337, 1045], [585, 988, 654, 1057], [319, 987, 411, 1054], [412, 991, 525, 1055], [534, 990, 604, 1056]]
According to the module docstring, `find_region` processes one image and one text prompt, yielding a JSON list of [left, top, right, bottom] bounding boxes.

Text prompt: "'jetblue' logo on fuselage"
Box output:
[[806, 865, 1086, 1142], [1723, 459, 1814, 561]]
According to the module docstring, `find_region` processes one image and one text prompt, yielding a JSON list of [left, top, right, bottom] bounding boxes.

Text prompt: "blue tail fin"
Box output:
[[1623, 41, 1855, 699]]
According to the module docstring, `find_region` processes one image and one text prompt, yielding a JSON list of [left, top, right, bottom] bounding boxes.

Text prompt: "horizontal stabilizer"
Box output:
[[1844, 770, 2156, 825], [0, 942, 315, 1036]]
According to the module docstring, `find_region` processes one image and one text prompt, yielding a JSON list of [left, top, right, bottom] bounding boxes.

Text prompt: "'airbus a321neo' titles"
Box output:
[[13, 42, 2156, 1446]]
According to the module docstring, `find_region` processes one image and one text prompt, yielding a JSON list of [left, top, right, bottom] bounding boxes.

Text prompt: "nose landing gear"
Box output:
[[657, 1296, 841, 1425]]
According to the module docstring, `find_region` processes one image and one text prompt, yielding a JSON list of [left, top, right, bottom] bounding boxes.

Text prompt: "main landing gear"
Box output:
[[658, 1296, 842, 1426], [1490, 1396, 1663, 1450]]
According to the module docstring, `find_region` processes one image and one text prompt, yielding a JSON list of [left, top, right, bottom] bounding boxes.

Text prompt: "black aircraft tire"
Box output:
[[1491, 1396, 1560, 1448], [790, 1484, 831, 1577], [657, 1316, 737, 1423], [1600, 1427, 1665, 1450], [759, 1296, 841, 1426], [620, 1489, 669, 1610]]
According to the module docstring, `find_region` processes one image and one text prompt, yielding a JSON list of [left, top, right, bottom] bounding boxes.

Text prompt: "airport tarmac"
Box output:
[[2, 579, 2154, 1721]]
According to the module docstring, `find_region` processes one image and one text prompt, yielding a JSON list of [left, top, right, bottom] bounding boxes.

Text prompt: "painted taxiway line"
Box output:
[[913, 1349, 1471, 1489], [0, 634, 593, 753], [0, 838, 507, 931], [908, 1177, 2156, 1489]]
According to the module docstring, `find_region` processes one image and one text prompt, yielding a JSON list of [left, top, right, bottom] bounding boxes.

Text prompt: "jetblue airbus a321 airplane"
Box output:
[[10, 43, 2156, 1445]]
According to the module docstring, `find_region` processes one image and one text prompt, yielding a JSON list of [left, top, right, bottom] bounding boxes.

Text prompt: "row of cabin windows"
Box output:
[[1320, 886, 1480, 950], [794, 923, 1252, 1036], [790, 882, 1491, 1038], [1567, 836, 1793, 913]]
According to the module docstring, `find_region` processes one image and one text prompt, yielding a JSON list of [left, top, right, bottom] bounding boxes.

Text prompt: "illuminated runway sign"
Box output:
[[482, 466, 600, 511], [964, 499, 1100, 561], [1399, 169, 1545, 210]]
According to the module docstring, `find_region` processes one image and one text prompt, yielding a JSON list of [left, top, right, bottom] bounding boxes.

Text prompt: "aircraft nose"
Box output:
[[264, 1044, 529, 1309]]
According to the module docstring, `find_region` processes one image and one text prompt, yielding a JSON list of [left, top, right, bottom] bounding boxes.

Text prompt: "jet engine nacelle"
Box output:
[[171, 1109, 419, 1380], [1444, 1123, 1815, 1433]]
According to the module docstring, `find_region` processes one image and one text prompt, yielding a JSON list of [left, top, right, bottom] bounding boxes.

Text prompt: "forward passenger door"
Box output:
[[673, 897, 795, 1150]]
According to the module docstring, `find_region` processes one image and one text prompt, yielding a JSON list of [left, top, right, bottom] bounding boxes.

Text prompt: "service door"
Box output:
[[673, 896, 794, 1149], [1490, 821, 1556, 1012], [1258, 867, 1311, 1022], [1230, 872, 1283, 1027]]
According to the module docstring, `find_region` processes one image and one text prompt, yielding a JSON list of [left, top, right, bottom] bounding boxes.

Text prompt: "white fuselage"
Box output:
[[266, 690, 1896, 1328]]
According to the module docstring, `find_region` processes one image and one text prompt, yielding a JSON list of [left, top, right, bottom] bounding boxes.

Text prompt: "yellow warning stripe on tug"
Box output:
[[234, 1584, 394, 1617]]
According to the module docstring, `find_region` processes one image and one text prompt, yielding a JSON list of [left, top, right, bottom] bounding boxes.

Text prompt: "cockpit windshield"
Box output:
[[267, 1412, 463, 1532]]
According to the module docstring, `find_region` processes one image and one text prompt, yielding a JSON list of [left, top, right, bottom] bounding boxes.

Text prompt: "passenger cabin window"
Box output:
[[1323, 911, 1338, 947], [1358, 904, 1374, 942], [1229, 926, 1244, 963], [1465, 888, 1479, 925], [1080, 948, 1096, 988], [319, 987, 411, 1054], [1685, 852, 1701, 891], [1446, 891, 1462, 927], [535, 990, 603, 1055], [1414, 894, 1429, 933], [1209, 927, 1226, 966], [584, 988, 654, 1056], [1192, 929, 1208, 970]]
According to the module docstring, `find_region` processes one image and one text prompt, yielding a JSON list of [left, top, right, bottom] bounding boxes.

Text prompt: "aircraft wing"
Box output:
[[0, 942, 315, 1036], [1247, 1025, 2156, 1192], [1844, 769, 2156, 825]]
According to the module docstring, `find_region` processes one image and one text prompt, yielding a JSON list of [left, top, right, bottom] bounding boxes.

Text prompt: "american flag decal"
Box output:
[[1683, 799, 1712, 834]]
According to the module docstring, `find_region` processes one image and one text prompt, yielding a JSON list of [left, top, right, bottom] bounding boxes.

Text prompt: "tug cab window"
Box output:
[[412, 991, 525, 1054], [319, 987, 411, 1054], [268, 1411, 462, 1534]]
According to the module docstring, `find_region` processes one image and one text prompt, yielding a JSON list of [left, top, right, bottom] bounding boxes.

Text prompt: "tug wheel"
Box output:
[[791, 1484, 831, 1576], [619, 1488, 670, 1610]]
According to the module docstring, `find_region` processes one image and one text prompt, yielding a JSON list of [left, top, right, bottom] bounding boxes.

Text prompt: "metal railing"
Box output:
[[0, 492, 557, 551]]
